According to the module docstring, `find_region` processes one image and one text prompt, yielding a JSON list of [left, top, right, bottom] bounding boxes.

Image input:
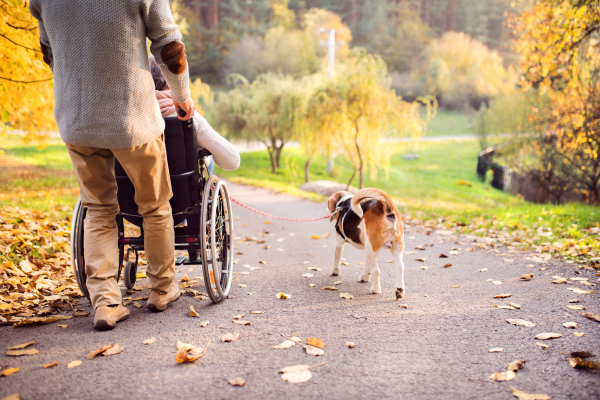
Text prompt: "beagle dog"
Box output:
[[327, 188, 406, 299]]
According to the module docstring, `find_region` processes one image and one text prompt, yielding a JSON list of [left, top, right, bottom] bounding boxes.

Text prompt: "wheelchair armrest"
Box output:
[[198, 148, 212, 158]]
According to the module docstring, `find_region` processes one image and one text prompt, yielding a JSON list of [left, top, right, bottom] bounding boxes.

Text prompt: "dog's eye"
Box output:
[[387, 213, 396, 221]]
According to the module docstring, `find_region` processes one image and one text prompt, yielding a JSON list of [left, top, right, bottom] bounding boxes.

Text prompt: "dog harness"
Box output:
[[333, 195, 353, 243]]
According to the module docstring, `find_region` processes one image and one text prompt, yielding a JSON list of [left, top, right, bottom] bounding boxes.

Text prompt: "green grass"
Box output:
[[0, 134, 73, 170], [422, 108, 475, 137]]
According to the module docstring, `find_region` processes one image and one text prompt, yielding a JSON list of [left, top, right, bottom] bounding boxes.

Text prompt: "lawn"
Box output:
[[421, 108, 475, 137]]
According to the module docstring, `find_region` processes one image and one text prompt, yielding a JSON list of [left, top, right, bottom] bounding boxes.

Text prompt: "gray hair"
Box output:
[[148, 55, 167, 91]]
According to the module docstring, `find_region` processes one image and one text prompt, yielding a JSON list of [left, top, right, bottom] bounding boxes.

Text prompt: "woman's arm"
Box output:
[[193, 112, 241, 171]]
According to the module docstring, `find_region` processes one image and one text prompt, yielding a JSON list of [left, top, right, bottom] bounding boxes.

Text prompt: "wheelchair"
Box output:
[[70, 112, 234, 304]]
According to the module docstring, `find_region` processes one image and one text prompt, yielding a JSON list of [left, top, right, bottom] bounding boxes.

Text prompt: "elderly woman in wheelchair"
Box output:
[[71, 58, 240, 329]]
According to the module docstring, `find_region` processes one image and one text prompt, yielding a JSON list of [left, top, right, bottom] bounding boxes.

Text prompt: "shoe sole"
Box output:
[[147, 291, 181, 313], [93, 312, 130, 331]]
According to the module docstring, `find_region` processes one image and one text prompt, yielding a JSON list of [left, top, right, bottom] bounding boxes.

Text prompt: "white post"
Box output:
[[328, 28, 335, 78]]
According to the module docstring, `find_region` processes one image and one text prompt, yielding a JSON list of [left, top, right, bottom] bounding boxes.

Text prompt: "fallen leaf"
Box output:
[[568, 287, 594, 294], [13, 316, 60, 327], [494, 293, 512, 298], [574, 332, 584, 337], [228, 377, 246, 386], [0, 367, 19, 377], [495, 305, 516, 310], [304, 345, 324, 356], [58, 325, 67, 328], [489, 348, 504, 353], [309, 284, 316, 287], [176, 341, 196, 351], [534, 332, 562, 340], [143, 337, 156, 345], [339, 293, 354, 300], [133, 302, 142, 308], [568, 299, 580, 303], [398, 304, 409, 309], [311, 235, 321, 240], [175, 341, 209, 364], [346, 342, 356, 348], [439, 253, 448, 258], [302, 273, 313, 278], [259, 260, 266, 264], [233, 319, 251, 325], [552, 277, 567, 284], [507, 360, 526, 372], [238, 284, 247, 288], [334, 281, 342, 284], [6, 348, 39, 357], [221, 332, 240, 342], [279, 364, 312, 383], [479, 269, 488, 272], [536, 342, 548, 349], [291, 336, 302, 343], [506, 319, 536, 328], [415, 258, 426, 263], [86, 344, 113, 360], [73, 311, 90, 317], [520, 274, 534, 281], [563, 322, 577, 329], [526, 264, 535, 268], [582, 312, 600, 322], [233, 314, 244, 320], [415, 245, 425, 250], [6, 341, 35, 350], [322, 286, 338, 291], [450, 285, 460, 288], [509, 302, 521, 309], [199, 320, 209, 327], [276, 292, 291, 299], [308, 267, 321, 271], [492, 281, 502, 285], [306, 337, 326, 349], [489, 371, 515, 381], [189, 306, 200, 318], [569, 357, 600, 369], [102, 343, 124, 356], [449, 250, 460, 255], [42, 361, 58, 369], [273, 340, 295, 349], [67, 360, 82, 368], [509, 387, 550, 400], [570, 351, 594, 359], [443, 263, 452, 268], [181, 274, 189, 282], [503, 259, 515, 263], [421, 266, 429, 270]]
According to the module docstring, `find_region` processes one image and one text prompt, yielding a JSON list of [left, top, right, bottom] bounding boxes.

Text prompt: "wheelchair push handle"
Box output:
[[178, 107, 187, 118]]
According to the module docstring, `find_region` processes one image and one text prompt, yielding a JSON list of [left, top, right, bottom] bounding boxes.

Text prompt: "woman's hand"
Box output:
[[173, 97, 195, 121]]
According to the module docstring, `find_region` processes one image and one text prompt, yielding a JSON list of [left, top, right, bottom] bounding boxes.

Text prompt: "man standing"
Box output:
[[29, 0, 195, 330]]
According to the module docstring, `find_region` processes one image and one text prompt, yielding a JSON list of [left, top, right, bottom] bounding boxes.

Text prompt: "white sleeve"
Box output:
[[193, 111, 240, 171]]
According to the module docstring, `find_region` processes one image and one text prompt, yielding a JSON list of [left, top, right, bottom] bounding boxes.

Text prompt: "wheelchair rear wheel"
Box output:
[[200, 175, 234, 303], [71, 197, 91, 301]]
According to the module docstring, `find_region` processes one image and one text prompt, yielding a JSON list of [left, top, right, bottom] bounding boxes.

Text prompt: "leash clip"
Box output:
[[329, 206, 342, 217]]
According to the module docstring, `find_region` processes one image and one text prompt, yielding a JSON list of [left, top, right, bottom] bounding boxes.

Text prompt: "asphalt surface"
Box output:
[[1, 181, 599, 400]]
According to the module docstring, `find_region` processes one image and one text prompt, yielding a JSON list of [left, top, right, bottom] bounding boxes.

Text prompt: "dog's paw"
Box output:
[[369, 285, 382, 294], [331, 272, 339, 276], [395, 288, 405, 299], [358, 274, 369, 283]]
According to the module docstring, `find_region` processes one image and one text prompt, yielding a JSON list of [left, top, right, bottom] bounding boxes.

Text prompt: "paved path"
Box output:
[[1, 182, 599, 400]]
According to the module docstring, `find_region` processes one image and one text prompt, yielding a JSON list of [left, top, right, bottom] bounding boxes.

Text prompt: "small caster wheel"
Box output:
[[124, 261, 137, 290]]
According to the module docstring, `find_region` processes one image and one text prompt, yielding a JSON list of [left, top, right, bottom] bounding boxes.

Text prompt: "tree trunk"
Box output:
[[346, 168, 357, 191], [353, 121, 364, 189], [304, 158, 311, 183], [267, 147, 277, 174], [275, 143, 284, 169]]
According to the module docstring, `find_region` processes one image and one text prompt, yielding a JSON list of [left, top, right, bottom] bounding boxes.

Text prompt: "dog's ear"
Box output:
[[327, 192, 344, 221]]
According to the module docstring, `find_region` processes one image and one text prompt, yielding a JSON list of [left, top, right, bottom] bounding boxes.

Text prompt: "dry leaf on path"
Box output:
[[534, 332, 562, 340], [86, 345, 113, 360], [571, 351, 594, 359], [323, 232, 331, 238], [479, 269, 488, 272], [311, 235, 321, 240], [189, 306, 200, 318], [13, 317, 59, 327], [233, 320, 251, 325], [439, 253, 448, 258], [552, 277, 567, 284], [506, 319, 536, 328], [273, 340, 295, 349], [415, 258, 426, 263], [102, 343, 124, 356], [489, 348, 504, 353], [398, 304, 409, 309], [238, 284, 246, 288], [507, 360, 526, 372], [509, 387, 550, 400], [228, 377, 246, 386], [494, 294, 512, 298], [569, 357, 600, 369], [306, 337, 326, 349], [6, 349, 39, 357], [495, 305, 516, 310], [322, 286, 338, 291], [143, 338, 156, 345], [6, 341, 35, 350], [582, 312, 600, 322], [302, 273, 313, 278], [563, 322, 577, 329], [73, 311, 90, 317], [340, 293, 354, 300], [443, 263, 452, 268], [520, 274, 534, 281], [221, 332, 240, 342], [0, 367, 19, 377], [175, 341, 210, 364], [67, 360, 82, 368], [574, 332, 584, 337], [58, 325, 68, 328], [346, 342, 356, 348], [567, 305, 586, 310], [509, 302, 521, 309], [290, 336, 302, 343], [304, 345, 324, 356], [233, 314, 244, 320], [334, 281, 342, 284], [43, 361, 59, 369], [568, 287, 594, 294], [489, 371, 515, 381], [492, 281, 502, 285], [276, 292, 291, 299], [176, 341, 196, 351], [280, 365, 312, 383], [536, 342, 548, 349], [199, 320, 209, 327], [133, 302, 142, 308], [251, 311, 263, 314]]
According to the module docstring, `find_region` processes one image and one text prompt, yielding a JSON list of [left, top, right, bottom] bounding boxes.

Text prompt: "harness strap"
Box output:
[[333, 195, 353, 244]]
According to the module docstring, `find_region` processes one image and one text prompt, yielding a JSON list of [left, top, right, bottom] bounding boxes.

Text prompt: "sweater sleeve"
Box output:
[[193, 111, 241, 171], [29, 0, 53, 69], [143, 0, 191, 104]]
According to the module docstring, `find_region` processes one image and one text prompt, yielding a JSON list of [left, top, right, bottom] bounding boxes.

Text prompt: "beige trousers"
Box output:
[[67, 135, 175, 309]]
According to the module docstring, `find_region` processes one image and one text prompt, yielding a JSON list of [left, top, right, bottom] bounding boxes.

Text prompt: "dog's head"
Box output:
[[326, 191, 352, 222]]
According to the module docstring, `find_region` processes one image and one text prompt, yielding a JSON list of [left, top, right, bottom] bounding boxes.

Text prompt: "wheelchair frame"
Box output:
[[70, 115, 234, 304]]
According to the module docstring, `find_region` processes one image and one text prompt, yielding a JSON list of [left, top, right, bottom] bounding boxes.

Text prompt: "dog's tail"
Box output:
[[350, 188, 396, 218]]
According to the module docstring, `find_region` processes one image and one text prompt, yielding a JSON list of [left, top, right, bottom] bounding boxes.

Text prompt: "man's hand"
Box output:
[[173, 97, 195, 121]]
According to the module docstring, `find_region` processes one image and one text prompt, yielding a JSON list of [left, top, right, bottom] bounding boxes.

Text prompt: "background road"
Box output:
[[1, 182, 599, 400]]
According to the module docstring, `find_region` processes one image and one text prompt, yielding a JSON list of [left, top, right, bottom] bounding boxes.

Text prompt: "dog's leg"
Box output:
[[331, 235, 345, 276], [367, 246, 381, 294], [392, 246, 405, 299]]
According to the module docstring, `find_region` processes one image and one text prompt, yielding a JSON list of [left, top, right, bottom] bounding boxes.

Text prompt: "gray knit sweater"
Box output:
[[29, 0, 191, 149]]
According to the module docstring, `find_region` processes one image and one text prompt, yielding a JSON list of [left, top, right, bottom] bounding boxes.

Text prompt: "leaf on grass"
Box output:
[[506, 319, 536, 328], [552, 277, 567, 284], [489, 348, 503, 353], [582, 312, 600, 322], [199, 320, 209, 327], [574, 332, 584, 337], [507, 360, 526, 372], [568, 287, 594, 294], [228, 377, 246, 386], [143, 337, 156, 345], [340, 293, 354, 300], [520, 274, 534, 281], [509, 387, 550, 400], [304, 345, 324, 356], [86, 345, 113, 360], [311, 235, 321, 240], [322, 286, 338, 291], [6, 348, 39, 357], [306, 337, 326, 349], [0, 367, 19, 377], [221, 332, 240, 342], [102, 343, 124, 356], [563, 322, 577, 329], [6, 341, 35, 350], [443, 263, 452, 268], [570, 351, 594, 359], [43, 361, 59, 369], [67, 360, 82, 368], [189, 306, 200, 318], [273, 340, 295, 349], [276, 292, 291, 299], [279, 364, 312, 383], [233, 319, 251, 325], [534, 332, 562, 340], [489, 371, 515, 381], [536, 342, 548, 349], [569, 357, 600, 369]]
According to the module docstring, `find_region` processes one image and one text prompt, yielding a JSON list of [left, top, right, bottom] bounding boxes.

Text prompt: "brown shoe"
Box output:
[[93, 304, 130, 331], [147, 280, 181, 312]]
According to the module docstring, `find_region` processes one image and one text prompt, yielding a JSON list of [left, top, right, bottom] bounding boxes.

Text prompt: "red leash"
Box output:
[[229, 197, 331, 222]]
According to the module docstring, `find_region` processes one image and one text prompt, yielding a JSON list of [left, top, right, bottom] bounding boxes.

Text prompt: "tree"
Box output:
[[0, 0, 56, 144]]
